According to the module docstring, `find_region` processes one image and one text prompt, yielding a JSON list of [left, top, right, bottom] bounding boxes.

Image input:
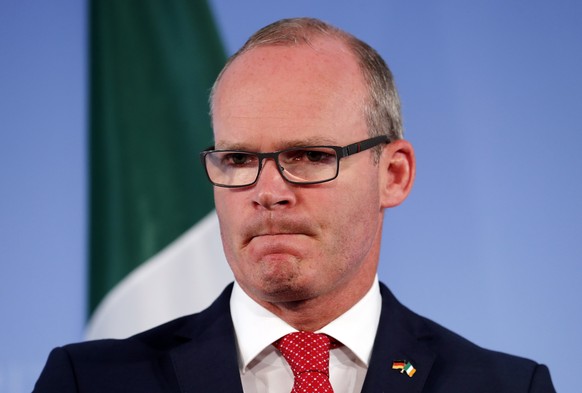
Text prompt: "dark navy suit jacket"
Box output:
[[34, 283, 555, 392]]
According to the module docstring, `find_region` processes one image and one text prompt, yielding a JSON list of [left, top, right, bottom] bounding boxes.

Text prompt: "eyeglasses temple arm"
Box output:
[[341, 135, 390, 157]]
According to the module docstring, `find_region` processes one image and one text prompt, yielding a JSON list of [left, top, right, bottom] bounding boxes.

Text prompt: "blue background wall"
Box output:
[[1, 1, 580, 392]]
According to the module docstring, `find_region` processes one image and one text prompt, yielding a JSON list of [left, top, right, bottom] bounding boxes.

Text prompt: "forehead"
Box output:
[[212, 38, 368, 149]]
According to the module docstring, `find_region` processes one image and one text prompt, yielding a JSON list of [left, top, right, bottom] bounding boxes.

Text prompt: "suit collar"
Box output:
[[170, 284, 244, 392], [166, 282, 435, 392], [362, 283, 436, 393]]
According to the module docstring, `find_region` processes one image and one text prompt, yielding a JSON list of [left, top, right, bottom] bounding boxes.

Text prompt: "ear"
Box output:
[[379, 139, 416, 208]]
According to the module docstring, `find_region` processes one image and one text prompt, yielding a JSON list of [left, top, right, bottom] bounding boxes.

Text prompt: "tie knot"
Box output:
[[275, 332, 331, 377]]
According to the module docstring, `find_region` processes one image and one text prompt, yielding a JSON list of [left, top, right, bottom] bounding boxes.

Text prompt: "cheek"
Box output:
[[214, 189, 239, 221], [214, 191, 239, 248], [327, 179, 380, 253]]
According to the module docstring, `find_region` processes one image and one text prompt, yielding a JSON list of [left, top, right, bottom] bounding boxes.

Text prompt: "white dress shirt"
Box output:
[[230, 278, 382, 393]]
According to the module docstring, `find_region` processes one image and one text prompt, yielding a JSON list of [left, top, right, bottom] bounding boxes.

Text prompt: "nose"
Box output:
[[252, 159, 296, 209]]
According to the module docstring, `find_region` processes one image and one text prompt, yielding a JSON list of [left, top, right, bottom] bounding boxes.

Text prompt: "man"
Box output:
[[34, 17, 555, 392]]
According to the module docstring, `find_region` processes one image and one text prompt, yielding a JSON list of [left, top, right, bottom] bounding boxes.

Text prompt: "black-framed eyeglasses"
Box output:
[[199, 135, 390, 188]]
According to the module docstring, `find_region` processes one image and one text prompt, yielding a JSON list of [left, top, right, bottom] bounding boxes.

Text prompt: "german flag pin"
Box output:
[[392, 360, 417, 377]]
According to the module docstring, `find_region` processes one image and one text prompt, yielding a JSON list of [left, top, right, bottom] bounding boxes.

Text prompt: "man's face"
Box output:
[[211, 39, 386, 310]]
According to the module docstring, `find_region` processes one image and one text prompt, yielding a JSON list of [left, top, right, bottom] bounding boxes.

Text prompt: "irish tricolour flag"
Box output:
[[86, 0, 233, 339], [392, 361, 417, 377]]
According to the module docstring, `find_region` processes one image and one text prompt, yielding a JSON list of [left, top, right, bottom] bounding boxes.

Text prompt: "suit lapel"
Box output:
[[361, 284, 436, 393], [170, 284, 244, 392], [165, 282, 436, 392]]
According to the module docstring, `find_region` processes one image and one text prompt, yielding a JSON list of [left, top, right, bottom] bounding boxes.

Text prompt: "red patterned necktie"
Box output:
[[274, 331, 335, 393]]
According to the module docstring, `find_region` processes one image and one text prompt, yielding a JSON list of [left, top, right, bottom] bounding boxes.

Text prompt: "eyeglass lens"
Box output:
[[204, 147, 339, 187]]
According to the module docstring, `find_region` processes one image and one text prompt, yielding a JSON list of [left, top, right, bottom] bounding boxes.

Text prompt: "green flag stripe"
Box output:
[[89, 0, 225, 315]]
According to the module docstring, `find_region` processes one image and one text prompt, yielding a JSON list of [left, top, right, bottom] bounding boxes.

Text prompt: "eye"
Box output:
[[282, 148, 336, 164], [222, 152, 256, 166], [305, 150, 328, 162], [302, 149, 336, 164]]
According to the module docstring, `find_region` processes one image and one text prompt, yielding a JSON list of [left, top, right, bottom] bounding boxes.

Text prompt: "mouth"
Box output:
[[253, 231, 305, 238], [242, 218, 316, 248], [245, 233, 311, 261], [246, 232, 308, 246]]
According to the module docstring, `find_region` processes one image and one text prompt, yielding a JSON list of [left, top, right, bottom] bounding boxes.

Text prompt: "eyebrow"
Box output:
[[216, 136, 339, 151]]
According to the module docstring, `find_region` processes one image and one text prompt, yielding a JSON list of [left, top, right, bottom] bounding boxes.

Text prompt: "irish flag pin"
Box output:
[[392, 360, 417, 377]]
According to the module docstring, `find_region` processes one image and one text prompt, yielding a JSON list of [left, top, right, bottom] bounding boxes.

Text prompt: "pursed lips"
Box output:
[[240, 215, 319, 250], [249, 231, 306, 243], [243, 228, 314, 249], [244, 232, 311, 260]]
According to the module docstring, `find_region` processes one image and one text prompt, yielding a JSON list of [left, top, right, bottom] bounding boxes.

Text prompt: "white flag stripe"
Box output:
[[86, 211, 233, 339]]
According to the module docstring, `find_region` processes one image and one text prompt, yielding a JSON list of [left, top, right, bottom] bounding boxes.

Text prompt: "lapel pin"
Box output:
[[392, 360, 417, 377]]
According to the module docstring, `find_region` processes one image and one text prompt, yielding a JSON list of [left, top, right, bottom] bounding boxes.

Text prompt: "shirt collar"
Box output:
[[230, 277, 382, 371]]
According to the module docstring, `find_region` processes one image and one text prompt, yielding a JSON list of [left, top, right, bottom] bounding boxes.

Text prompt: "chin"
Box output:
[[256, 272, 321, 302]]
